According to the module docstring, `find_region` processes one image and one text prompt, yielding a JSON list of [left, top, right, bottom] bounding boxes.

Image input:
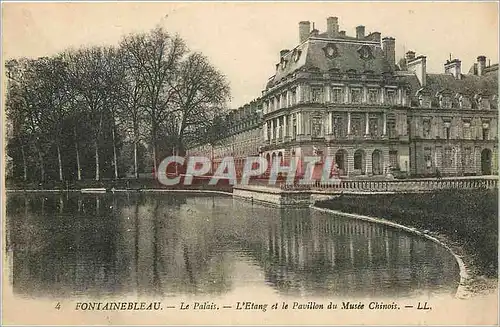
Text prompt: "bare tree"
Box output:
[[5, 59, 29, 181], [34, 56, 71, 181], [118, 46, 147, 179], [5, 58, 53, 182], [169, 52, 230, 154], [66, 46, 122, 181], [120, 26, 186, 174]]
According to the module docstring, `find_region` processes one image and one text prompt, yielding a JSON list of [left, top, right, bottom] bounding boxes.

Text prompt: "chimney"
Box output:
[[477, 55, 486, 76], [382, 37, 396, 70], [326, 17, 339, 38], [444, 58, 462, 80], [299, 21, 311, 43], [407, 55, 427, 87], [280, 49, 290, 58], [366, 32, 381, 42], [405, 50, 416, 63], [339, 30, 346, 37], [356, 25, 365, 39], [310, 22, 319, 37]]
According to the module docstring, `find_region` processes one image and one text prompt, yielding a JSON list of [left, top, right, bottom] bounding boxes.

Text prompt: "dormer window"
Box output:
[[281, 58, 288, 70], [293, 49, 302, 62], [481, 96, 491, 110], [357, 45, 374, 60], [491, 95, 498, 109], [474, 94, 490, 110], [439, 95, 452, 109], [418, 95, 431, 108], [323, 43, 339, 59], [457, 94, 472, 109]]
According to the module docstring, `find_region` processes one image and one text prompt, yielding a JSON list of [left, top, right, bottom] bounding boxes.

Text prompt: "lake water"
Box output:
[[5, 192, 460, 300]]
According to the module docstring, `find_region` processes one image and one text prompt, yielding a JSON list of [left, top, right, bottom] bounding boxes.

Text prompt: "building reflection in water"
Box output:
[[5, 193, 459, 299]]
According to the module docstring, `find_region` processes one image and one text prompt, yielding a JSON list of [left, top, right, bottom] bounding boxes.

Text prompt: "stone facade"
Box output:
[[188, 17, 498, 178], [188, 99, 263, 176]]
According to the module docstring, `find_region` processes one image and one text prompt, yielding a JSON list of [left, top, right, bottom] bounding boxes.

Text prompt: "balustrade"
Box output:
[[275, 177, 498, 192]]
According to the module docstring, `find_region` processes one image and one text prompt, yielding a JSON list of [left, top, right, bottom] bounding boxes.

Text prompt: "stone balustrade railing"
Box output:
[[279, 177, 498, 192]]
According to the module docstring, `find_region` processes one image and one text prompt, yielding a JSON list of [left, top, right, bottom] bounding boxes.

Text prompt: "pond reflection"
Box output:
[[5, 192, 459, 299]]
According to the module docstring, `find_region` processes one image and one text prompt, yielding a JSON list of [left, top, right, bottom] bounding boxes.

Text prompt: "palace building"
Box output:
[[188, 98, 263, 176], [188, 17, 498, 178]]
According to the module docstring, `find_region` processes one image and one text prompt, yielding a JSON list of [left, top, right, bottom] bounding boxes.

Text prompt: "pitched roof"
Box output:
[[267, 37, 394, 88], [426, 72, 497, 97]]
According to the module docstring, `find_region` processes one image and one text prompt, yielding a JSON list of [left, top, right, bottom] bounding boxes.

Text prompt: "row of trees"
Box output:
[[5, 26, 231, 182]]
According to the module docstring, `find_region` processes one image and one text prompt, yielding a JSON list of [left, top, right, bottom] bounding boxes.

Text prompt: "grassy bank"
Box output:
[[315, 189, 498, 278]]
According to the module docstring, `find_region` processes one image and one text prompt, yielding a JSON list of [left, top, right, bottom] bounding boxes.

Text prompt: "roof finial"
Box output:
[[449, 53, 452, 61]]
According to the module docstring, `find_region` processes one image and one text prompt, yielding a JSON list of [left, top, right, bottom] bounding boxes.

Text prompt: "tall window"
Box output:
[[311, 88, 323, 103], [368, 89, 379, 104], [291, 89, 297, 106], [331, 88, 343, 103], [332, 115, 345, 138], [387, 114, 397, 138], [351, 88, 362, 104], [443, 147, 452, 168], [292, 115, 297, 138], [386, 90, 396, 105], [463, 121, 471, 140], [463, 147, 472, 169], [369, 117, 379, 137], [389, 150, 398, 169], [423, 118, 431, 138], [424, 148, 432, 169], [311, 116, 323, 138], [354, 151, 364, 170], [351, 115, 362, 136], [483, 125, 490, 140], [444, 121, 451, 140]]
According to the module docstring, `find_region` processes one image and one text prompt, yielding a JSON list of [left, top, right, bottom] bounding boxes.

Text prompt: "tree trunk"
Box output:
[[112, 127, 118, 180], [57, 143, 63, 181], [152, 124, 157, 179], [134, 140, 138, 179], [74, 127, 82, 181], [21, 144, 27, 182], [95, 140, 100, 181], [152, 142, 157, 179], [37, 147, 45, 182]]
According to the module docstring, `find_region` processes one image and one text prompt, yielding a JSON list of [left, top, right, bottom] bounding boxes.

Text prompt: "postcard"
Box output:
[[2, 2, 498, 325]]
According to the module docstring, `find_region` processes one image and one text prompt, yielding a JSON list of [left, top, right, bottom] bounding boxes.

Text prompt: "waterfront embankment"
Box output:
[[5, 178, 234, 193], [314, 189, 498, 298]]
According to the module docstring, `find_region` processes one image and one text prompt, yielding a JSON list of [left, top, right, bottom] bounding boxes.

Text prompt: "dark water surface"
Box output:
[[5, 192, 460, 299]]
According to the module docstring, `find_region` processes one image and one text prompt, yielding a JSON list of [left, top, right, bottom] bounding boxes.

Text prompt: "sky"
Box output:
[[2, 2, 499, 108]]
